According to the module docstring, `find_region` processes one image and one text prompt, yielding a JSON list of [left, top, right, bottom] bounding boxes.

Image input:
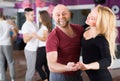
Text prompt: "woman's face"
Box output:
[[85, 8, 98, 27]]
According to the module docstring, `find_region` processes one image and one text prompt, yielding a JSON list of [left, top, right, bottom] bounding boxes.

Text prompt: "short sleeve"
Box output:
[[5, 21, 13, 29], [22, 24, 29, 34], [46, 30, 59, 53], [42, 25, 48, 31]]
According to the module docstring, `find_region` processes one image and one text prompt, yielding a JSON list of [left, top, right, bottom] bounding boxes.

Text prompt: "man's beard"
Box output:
[[57, 21, 69, 28]]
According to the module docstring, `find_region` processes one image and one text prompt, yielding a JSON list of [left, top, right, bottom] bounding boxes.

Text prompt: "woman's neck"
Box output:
[[84, 26, 99, 39]]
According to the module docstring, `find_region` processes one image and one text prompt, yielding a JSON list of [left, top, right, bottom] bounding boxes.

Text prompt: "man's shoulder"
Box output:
[[22, 21, 32, 29], [49, 28, 58, 36], [22, 21, 27, 27], [0, 20, 9, 25], [70, 24, 84, 31]]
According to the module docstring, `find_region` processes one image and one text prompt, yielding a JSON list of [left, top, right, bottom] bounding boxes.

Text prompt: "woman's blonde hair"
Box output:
[[96, 5, 118, 59]]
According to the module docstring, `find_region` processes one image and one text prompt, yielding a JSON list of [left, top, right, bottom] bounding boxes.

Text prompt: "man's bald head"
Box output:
[[52, 4, 71, 28], [52, 4, 69, 14]]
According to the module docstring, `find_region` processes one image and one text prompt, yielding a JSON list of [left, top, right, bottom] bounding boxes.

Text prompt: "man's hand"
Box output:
[[31, 32, 38, 38], [66, 62, 81, 71]]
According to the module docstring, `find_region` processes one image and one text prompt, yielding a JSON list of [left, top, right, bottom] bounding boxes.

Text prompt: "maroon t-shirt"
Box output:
[[46, 24, 84, 75]]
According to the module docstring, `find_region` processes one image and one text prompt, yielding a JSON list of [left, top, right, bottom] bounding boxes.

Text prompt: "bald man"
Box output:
[[46, 4, 84, 81]]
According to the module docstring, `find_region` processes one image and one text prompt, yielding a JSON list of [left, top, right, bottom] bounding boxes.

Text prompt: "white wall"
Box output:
[[3, 8, 17, 17]]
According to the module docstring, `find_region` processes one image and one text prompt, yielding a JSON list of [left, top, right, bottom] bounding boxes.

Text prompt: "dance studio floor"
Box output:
[[5, 50, 120, 81]]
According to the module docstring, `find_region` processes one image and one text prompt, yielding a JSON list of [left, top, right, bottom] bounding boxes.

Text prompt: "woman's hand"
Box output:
[[78, 62, 90, 70]]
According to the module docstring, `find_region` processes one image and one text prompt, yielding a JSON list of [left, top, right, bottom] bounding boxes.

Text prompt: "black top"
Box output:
[[81, 35, 113, 81]]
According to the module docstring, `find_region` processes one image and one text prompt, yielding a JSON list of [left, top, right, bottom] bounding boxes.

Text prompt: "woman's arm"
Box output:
[[79, 62, 100, 70]]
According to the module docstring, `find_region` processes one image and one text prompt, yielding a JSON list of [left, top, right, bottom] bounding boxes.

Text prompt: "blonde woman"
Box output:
[[79, 5, 118, 81]]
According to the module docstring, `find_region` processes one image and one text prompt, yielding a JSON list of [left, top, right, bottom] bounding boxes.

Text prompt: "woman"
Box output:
[[35, 11, 52, 81], [79, 5, 118, 81]]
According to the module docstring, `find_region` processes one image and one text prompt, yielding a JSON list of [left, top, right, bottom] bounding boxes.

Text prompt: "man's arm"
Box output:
[[22, 33, 33, 43], [31, 30, 48, 42], [47, 51, 67, 73], [47, 51, 80, 73]]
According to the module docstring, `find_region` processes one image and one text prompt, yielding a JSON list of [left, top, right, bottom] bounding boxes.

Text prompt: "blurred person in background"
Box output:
[[33, 10, 52, 81], [0, 12, 18, 81], [21, 8, 39, 81], [4, 15, 18, 72]]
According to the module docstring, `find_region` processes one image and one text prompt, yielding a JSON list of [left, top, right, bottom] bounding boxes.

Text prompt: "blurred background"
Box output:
[[0, 0, 120, 81]]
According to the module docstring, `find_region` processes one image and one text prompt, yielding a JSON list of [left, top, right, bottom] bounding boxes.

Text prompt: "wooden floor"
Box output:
[[5, 50, 120, 81], [6, 50, 41, 81]]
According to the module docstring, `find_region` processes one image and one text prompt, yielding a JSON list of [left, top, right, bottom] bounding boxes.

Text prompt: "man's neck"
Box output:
[[26, 19, 33, 22], [0, 18, 4, 21], [57, 24, 70, 30]]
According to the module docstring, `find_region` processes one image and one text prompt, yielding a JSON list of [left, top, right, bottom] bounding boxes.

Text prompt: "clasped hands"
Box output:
[[66, 62, 89, 71], [30, 32, 38, 38]]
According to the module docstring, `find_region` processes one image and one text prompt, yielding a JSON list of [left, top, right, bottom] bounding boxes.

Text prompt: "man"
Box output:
[[21, 8, 38, 81], [46, 4, 84, 81], [5, 19, 18, 72], [0, 12, 17, 81]]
